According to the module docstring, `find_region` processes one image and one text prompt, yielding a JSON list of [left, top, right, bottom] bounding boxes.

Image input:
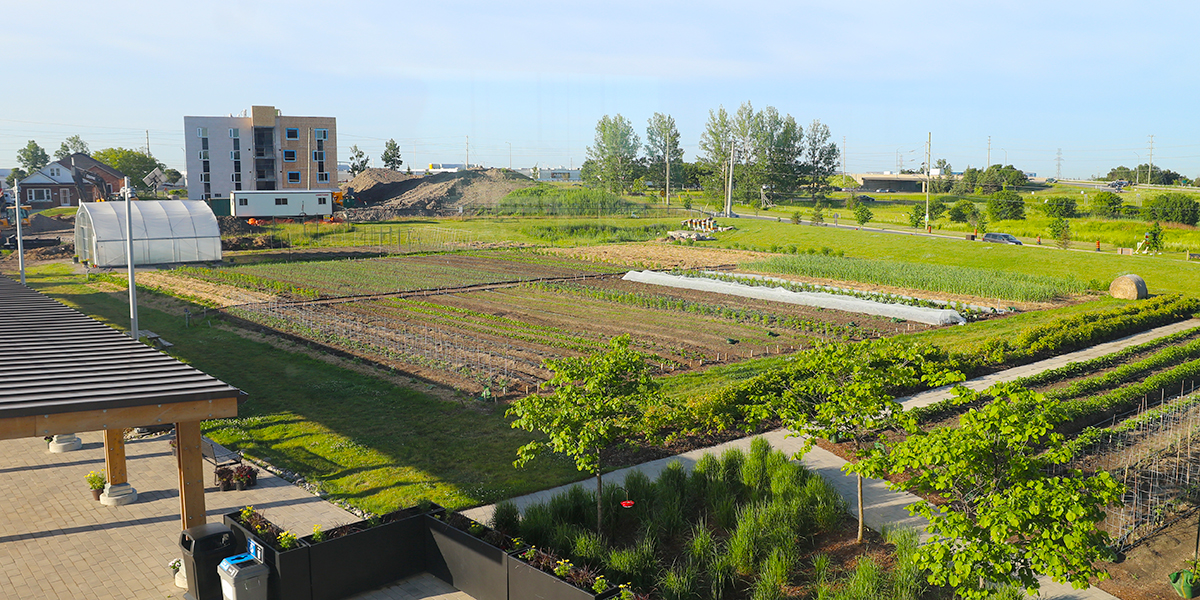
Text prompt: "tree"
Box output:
[[775, 341, 962, 542], [698, 106, 734, 201], [948, 199, 978, 223], [1049, 216, 1071, 249], [507, 335, 660, 532], [1090, 191, 1123, 217], [1041, 196, 1077, 218], [164, 168, 182, 184], [54, 135, 90, 160], [5, 167, 27, 189], [1144, 193, 1199, 225], [381, 139, 403, 171], [16, 140, 50, 173], [348, 145, 369, 177], [644, 113, 683, 200], [586, 115, 640, 194], [867, 384, 1123, 599], [810, 200, 824, 225], [802, 119, 839, 198], [908, 203, 925, 228], [853, 204, 873, 227], [91, 147, 165, 191], [987, 189, 1026, 221], [1144, 221, 1164, 251]]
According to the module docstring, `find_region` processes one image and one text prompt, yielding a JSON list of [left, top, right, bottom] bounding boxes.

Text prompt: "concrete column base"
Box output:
[[100, 482, 138, 506], [47, 434, 82, 453]]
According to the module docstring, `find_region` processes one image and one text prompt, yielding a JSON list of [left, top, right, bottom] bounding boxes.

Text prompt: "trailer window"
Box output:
[[239, 198, 248, 206], [275, 197, 288, 205], [319, 197, 327, 205]]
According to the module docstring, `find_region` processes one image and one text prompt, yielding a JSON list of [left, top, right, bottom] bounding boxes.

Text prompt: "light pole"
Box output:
[[1001, 148, 1008, 166], [1133, 152, 1141, 185], [506, 142, 512, 170]]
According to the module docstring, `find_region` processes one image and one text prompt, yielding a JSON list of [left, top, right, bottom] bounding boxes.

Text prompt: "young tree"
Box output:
[[987, 189, 1026, 221], [54, 135, 90, 160], [644, 113, 682, 200], [1049, 216, 1071, 249], [16, 140, 50, 173], [867, 384, 1124, 599], [585, 114, 640, 194], [698, 106, 734, 201], [91, 147, 165, 191], [5, 167, 28, 188], [507, 335, 660, 532], [810, 200, 824, 225], [1090, 191, 1123, 217], [164, 168, 183, 184], [948, 199, 978, 223], [775, 341, 962, 542], [348, 145, 369, 177], [1144, 221, 1164, 251], [853, 203, 873, 227], [908, 203, 925, 229], [802, 119, 839, 198], [381, 139, 403, 171]]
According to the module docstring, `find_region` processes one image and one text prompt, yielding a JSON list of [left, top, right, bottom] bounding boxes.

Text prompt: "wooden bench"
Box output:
[[1187, 252, 1200, 261], [201, 436, 241, 468], [138, 330, 174, 350]]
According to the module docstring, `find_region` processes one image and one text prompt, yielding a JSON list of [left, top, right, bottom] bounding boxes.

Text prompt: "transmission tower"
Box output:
[[1055, 149, 1063, 180]]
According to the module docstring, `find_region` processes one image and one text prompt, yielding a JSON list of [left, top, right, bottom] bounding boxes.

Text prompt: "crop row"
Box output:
[[1013, 326, 1200, 389], [1002, 295, 1200, 360], [674, 269, 991, 319], [522, 281, 876, 340], [1038, 337, 1200, 401], [743, 253, 1086, 302], [175, 266, 322, 300], [1057, 358, 1200, 426], [1064, 394, 1200, 459], [371, 299, 602, 354]]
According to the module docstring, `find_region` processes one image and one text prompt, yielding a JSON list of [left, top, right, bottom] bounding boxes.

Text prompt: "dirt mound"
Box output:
[[0, 242, 74, 263], [222, 235, 285, 251], [17, 214, 74, 234], [343, 168, 533, 220], [217, 216, 265, 236]]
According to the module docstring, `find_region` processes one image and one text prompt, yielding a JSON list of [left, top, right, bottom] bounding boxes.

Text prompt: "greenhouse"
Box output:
[[74, 200, 222, 267]]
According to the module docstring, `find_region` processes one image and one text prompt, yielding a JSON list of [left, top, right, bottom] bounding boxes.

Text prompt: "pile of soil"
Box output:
[[222, 235, 285, 251], [217, 216, 265, 236], [5, 214, 74, 234], [0, 242, 74, 263], [342, 168, 533, 219]]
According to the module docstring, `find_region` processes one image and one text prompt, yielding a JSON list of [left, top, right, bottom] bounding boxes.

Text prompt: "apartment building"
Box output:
[[183, 105, 337, 200]]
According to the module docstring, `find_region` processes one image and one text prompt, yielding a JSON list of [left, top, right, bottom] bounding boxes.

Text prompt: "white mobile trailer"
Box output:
[[229, 190, 335, 218]]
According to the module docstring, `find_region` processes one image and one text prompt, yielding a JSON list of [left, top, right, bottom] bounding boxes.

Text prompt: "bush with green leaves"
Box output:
[[987, 189, 1026, 221], [1144, 193, 1199, 226], [1090, 191, 1123, 217], [1041, 195, 1077, 218]]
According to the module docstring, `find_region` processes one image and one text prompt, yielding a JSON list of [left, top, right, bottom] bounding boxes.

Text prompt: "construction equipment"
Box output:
[[332, 189, 355, 208], [1, 204, 31, 228]]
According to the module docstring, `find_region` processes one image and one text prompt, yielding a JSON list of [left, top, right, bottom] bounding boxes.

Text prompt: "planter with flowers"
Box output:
[[85, 470, 105, 501], [224, 506, 311, 600], [233, 465, 259, 490], [214, 467, 234, 491]]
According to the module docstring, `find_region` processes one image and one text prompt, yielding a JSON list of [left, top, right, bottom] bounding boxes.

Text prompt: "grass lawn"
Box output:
[[21, 263, 585, 515]]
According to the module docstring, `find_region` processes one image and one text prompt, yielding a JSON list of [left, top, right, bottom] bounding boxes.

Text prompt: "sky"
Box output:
[[3, 0, 1200, 180]]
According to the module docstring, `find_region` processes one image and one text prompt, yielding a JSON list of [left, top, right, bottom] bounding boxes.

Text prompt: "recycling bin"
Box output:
[[180, 523, 239, 600], [219, 553, 270, 600]]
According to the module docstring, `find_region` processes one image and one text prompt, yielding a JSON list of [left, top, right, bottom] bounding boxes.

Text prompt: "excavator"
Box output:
[[1, 203, 31, 228]]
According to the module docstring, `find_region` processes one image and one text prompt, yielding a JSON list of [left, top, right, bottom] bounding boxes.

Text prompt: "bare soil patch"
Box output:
[[343, 168, 533, 219]]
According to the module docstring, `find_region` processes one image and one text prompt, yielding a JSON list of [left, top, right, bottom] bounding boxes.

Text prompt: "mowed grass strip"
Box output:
[[743, 253, 1086, 302], [20, 264, 583, 514]]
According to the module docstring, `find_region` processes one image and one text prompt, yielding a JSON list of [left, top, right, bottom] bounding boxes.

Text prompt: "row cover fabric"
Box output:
[[708, 271, 1004, 314], [622, 270, 966, 326], [75, 200, 222, 267]]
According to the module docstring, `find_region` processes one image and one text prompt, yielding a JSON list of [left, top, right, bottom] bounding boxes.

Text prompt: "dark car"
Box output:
[[856, 195, 876, 202], [981, 232, 1022, 245]]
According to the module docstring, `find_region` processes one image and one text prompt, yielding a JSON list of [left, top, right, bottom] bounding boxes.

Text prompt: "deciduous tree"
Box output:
[[348, 145, 369, 177], [853, 203, 873, 227], [802, 119, 839, 198], [865, 384, 1124, 599], [585, 115, 640, 194], [507, 335, 660, 532], [54, 135, 90, 160], [987, 189, 1026, 221], [91, 147, 165, 191], [644, 113, 682, 198], [1090, 191, 1123, 217], [16, 140, 49, 173]]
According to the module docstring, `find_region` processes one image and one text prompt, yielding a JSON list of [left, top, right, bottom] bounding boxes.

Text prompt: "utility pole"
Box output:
[[925, 132, 931, 232], [1056, 149, 1063, 180], [1148, 134, 1155, 185], [124, 177, 139, 340], [13, 184, 25, 285], [145, 130, 150, 156], [987, 136, 991, 168]]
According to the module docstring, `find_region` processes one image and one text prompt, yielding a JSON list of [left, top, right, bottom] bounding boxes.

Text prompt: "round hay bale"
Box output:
[[1110, 274, 1149, 300]]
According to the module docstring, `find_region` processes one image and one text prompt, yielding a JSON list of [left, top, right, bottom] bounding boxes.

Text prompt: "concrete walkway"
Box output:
[[901, 319, 1200, 410]]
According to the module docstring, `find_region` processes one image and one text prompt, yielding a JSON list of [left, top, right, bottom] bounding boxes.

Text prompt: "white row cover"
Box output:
[[75, 201, 222, 267], [706, 271, 1004, 314], [622, 270, 966, 326]]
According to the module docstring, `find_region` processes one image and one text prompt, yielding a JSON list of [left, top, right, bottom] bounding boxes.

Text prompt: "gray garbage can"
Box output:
[[219, 553, 270, 600], [180, 523, 239, 600]]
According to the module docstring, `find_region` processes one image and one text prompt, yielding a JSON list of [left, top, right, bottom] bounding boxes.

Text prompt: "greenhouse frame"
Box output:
[[75, 201, 222, 267]]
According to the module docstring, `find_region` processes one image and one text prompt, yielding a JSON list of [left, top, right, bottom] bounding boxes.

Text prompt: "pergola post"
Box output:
[[100, 428, 138, 506], [47, 433, 82, 452], [176, 420, 206, 529]]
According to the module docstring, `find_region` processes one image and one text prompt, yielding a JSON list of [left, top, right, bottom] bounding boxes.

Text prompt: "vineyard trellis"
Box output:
[[1064, 380, 1200, 550]]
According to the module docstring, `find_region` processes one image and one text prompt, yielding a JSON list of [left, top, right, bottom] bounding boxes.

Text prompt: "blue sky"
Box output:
[[4, 0, 1199, 180]]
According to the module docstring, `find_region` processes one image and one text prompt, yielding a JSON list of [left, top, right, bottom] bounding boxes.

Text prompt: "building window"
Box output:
[[314, 129, 328, 140], [311, 151, 323, 162], [29, 189, 50, 201], [239, 198, 249, 206], [198, 150, 209, 160], [287, 172, 301, 184], [275, 197, 288, 205], [283, 150, 296, 162], [199, 173, 210, 183], [231, 173, 242, 182], [317, 172, 330, 183], [201, 137, 209, 150], [233, 160, 241, 172], [233, 138, 240, 151], [229, 128, 239, 138], [318, 197, 327, 204], [286, 128, 299, 140], [231, 151, 241, 160], [197, 127, 208, 137]]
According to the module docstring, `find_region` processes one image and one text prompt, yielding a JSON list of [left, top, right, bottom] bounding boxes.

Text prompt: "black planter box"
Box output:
[[425, 515, 508, 600], [224, 513, 312, 600], [507, 557, 620, 600], [305, 513, 427, 600]]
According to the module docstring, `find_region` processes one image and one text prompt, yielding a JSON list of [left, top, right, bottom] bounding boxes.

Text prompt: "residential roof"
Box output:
[[0, 275, 247, 419], [60, 153, 124, 180]]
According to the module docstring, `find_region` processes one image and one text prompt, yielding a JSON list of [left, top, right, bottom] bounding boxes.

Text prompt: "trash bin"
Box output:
[[218, 553, 270, 600], [180, 523, 239, 600], [966, 234, 976, 241]]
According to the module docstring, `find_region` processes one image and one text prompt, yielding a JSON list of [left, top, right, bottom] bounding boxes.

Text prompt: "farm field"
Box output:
[[228, 274, 922, 394]]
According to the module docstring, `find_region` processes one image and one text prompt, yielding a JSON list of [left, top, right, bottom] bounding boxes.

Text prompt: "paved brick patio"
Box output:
[[0, 431, 471, 599]]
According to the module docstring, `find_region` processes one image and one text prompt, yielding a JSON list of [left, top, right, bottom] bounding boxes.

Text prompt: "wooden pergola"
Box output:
[[0, 274, 246, 528]]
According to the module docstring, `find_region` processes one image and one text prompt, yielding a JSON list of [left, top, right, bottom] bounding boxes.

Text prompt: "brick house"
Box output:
[[17, 153, 124, 208]]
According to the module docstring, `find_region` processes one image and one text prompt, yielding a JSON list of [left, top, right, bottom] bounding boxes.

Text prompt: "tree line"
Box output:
[[581, 102, 841, 208], [6, 137, 179, 192]]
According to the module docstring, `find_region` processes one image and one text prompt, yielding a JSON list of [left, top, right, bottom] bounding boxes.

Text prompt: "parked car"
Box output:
[[856, 195, 876, 202], [874, 188, 894, 193], [981, 232, 1022, 245]]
